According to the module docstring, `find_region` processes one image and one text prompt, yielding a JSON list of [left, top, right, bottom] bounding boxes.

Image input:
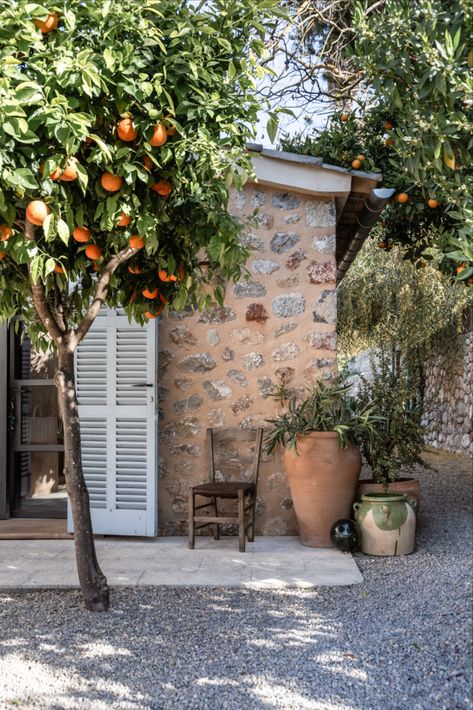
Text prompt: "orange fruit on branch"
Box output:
[[143, 155, 153, 170], [0, 225, 12, 241], [396, 192, 409, 204], [384, 121, 393, 130], [128, 264, 142, 274], [151, 179, 172, 197], [129, 235, 145, 249], [158, 269, 177, 282], [351, 159, 362, 170], [59, 157, 78, 182], [456, 264, 466, 274], [356, 154, 366, 162], [340, 114, 349, 122], [117, 118, 138, 142], [117, 212, 132, 227], [0, 250, 6, 260], [54, 264, 64, 274], [159, 293, 169, 304], [385, 137, 395, 147], [26, 200, 51, 226], [85, 244, 102, 260], [142, 287, 159, 299], [101, 172, 123, 192], [73, 226, 91, 243], [148, 123, 167, 147], [427, 199, 439, 209], [34, 12, 58, 33]]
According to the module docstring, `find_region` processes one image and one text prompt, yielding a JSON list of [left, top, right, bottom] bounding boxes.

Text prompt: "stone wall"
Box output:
[[157, 182, 338, 535], [423, 332, 473, 455]]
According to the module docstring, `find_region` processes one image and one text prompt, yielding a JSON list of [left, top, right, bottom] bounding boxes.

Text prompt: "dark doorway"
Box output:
[[8, 328, 66, 518]]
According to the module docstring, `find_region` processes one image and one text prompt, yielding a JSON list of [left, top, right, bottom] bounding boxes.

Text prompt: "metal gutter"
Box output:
[[336, 188, 395, 283]]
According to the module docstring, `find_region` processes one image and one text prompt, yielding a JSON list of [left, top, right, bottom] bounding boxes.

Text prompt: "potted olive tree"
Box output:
[[265, 379, 381, 547], [355, 356, 429, 513]]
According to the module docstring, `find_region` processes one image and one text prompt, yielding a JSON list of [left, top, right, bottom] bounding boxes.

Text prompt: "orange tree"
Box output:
[[279, 0, 473, 283], [0, 0, 283, 610]]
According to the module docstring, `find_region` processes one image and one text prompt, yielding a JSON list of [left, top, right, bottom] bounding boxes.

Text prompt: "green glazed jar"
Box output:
[[353, 492, 416, 556]]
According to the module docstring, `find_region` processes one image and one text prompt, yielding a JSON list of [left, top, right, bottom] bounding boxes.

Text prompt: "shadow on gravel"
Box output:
[[0, 451, 471, 709]]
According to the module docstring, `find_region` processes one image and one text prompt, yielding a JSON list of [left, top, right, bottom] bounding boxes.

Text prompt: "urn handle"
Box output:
[[407, 497, 417, 510], [353, 502, 361, 514]]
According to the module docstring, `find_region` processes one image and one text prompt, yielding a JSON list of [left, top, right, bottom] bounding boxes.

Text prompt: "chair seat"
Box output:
[[192, 481, 256, 499]]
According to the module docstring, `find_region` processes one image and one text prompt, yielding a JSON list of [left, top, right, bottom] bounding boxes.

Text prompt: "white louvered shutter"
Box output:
[[68, 309, 157, 536]]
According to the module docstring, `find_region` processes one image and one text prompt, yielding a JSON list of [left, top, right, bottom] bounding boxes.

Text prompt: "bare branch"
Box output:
[[74, 246, 138, 345]]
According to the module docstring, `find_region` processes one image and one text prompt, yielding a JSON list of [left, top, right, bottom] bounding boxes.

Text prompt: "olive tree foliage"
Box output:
[[0, 0, 283, 611], [273, 1, 473, 278]]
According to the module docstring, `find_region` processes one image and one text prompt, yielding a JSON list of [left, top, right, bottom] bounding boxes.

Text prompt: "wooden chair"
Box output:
[[188, 428, 263, 552]]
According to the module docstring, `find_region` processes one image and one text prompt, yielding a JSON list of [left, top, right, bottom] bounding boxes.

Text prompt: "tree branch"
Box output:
[[24, 220, 64, 343], [74, 246, 137, 345]]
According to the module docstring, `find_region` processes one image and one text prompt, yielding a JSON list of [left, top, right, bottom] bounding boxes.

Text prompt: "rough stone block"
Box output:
[[272, 192, 300, 210], [246, 303, 269, 323], [313, 234, 336, 254], [254, 212, 274, 229], [270, 232, 301, 254], [306, 260, 337, 284], [177, 352, 216, 373], [276, 275, 299, 288], [257, 376, 274, 398], [286, 248, 307, 271], [221, 347, 235, 361], [168, 325, 198, 348], [272, 293, 305, 318], [208, 408, 226, 428], [173, 395, 204, 413], [159, 417, 201, 442], [313, 289, 337, 324], [252, 259, 280, 274], [203, 379, 233, 400], [234, 281, 267, 298], [198, 306, 236, 324], [206, 329, 220, 346], [241, 352, 265, 370], [239, 233, 266, 251], [227, 369, 248, 387], [274, 322, 297, 338], [306, 200, 336, 227], [271, 342, 300, 362], [168, 444, 202, 457], [251, 189, 267, 207], [174, 377, 193, 391], [304, 330, 337, 351], [283, 213, 301, 224], [231, 395, 254, 415]]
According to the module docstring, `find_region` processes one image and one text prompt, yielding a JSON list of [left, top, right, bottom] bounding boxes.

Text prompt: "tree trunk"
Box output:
[[55, 346, 109, 611]]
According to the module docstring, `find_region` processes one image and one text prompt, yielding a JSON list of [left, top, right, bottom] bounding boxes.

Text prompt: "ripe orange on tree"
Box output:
[[117, 118, 138, 142], [456, 264, 466, 274], [385, 137, 395, 147], [151, 179, 172, 197], [377, 241, 386, 249], [356, 154, 366, 162], [26, 200, 51, 226], [144, 311, 157, 319], [178, 265, 186, 281], [34, 12, 58, 33], [59, 157, 78, 182], [143, 155, 153, 170], [158, 269, 177, 282], [427, 198, 439, 209], [0, 250, 6, 260], [159, 293, 169, 304], [396, 192, 409, 204], [0, 225, 12, 241], [73, 226, 91, 243], [148, 123, 167, 147], [351, 159, 362, 170], [142, 287, 159, 299], [128, 264, 141, 274], [101, 172, 123, 192], [129, 235, 145, 249], [54, 264, 64, 274], [340, 113, 349, 122], [117, 212, 132, 227], [85, 244, 102, 260], [384, 121, 393, 130]]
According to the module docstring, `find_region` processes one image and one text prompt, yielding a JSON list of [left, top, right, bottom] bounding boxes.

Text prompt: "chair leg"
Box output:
[[238, 488, 245, 552], [212, 496, 219, 540], [188, 489, 195, 549], [248, 493, 256, 542]]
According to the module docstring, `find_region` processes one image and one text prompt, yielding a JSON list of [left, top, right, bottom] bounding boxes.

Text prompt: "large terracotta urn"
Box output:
[[283, 432, 362, 547]]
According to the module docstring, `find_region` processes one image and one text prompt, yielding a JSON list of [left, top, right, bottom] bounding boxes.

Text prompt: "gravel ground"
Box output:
[[0, 449, 471, 710]]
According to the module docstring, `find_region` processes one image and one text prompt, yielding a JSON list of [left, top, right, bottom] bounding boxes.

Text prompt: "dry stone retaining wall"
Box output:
[[157, 183, 338, 535], [423, 332, 473, 455]]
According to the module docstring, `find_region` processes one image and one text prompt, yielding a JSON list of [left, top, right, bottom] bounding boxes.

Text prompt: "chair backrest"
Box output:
[[207, 428, 263, 486]]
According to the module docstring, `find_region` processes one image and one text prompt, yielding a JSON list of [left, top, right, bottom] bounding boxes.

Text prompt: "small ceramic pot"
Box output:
[[353, 492, 416, 556]]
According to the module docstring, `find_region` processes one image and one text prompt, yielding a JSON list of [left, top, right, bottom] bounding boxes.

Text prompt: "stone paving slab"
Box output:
[[0, 536, 363, 589]]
